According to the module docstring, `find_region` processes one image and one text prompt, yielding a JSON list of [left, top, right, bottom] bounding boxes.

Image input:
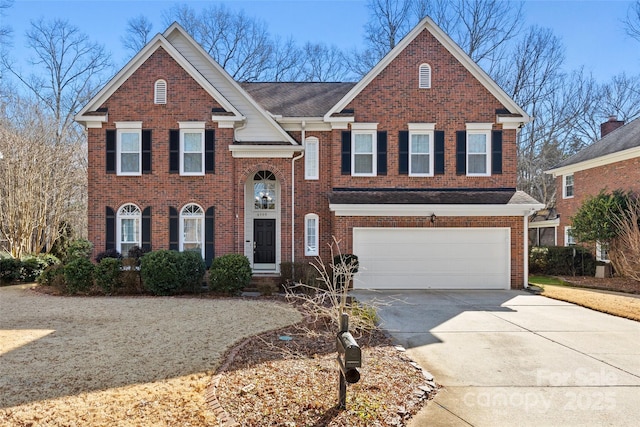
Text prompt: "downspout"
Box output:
[[291, 121, 306, 266], [523, 212, 531, 289]]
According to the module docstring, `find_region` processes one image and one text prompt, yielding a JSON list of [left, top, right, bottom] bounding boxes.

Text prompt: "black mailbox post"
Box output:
[[336, 313, 361, 409]]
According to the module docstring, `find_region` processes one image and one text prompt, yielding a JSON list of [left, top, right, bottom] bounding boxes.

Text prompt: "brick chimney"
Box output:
[[601, 116, 624, 138]]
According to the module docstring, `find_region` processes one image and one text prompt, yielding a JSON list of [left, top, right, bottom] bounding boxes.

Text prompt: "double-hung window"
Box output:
[[117, 203, 141, 255], [179, 122, 205, 175], [180, 204, 204, 257], [563, 174, 574, 198], [351, 123, 378, 176], [305, 137, 319, 180], [305, 213, 319, 256], [596, 241, 610, 262], [565, 226, 576, 246], [408, 123, 435, 176], [116, 122, 142, 175], [466, 123, 492, 176]]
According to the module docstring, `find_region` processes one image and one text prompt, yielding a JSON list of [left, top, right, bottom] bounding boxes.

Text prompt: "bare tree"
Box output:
[[599, 73, 640, 123], [301, 43, 352, 82], [0, 0, 12, 44], [0, 94, 86, 258], [267, 36, 303, 82], [624, 0, 640, 42], [2, 18, 112, 144], [121, 15, 153, 56], [163, 4, 273, 82]]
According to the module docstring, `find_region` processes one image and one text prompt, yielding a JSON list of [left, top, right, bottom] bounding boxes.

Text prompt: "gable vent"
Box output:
[[419, 63, 431, 89], [154, 79, 167, 104]]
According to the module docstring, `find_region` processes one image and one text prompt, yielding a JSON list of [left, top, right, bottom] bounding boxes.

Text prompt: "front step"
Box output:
[[245, 274, 281, 294]]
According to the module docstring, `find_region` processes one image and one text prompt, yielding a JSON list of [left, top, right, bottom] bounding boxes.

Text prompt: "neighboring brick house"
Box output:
[[76, 17, 542, 290], [547, 116, 640, 259]]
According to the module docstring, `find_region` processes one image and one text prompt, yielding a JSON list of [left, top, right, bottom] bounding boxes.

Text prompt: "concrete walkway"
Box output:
[[351, 290, 640, 427]]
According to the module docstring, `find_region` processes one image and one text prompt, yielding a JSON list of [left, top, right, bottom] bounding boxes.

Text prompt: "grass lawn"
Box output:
[[529, 276, 640, 322]]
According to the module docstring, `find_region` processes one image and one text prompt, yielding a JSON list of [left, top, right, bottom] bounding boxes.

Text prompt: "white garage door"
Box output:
[[352, 227, 510, 290]]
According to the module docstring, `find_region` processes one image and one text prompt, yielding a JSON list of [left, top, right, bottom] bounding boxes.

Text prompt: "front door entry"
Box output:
[[254, 219, 276, 266]]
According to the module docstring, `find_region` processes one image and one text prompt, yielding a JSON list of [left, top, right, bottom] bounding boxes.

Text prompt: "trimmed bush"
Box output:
[[64, 239, 93, 262], [140, 250, 181, 295], [37, 264, 66, 290], [127, 245, 147, 261], [529, 246, 596, 276], [64, 258, 95, 294], [0, 257, 21, 285], [209, 254, 252, 295], [95, 257, 123, 294], [95, 249, 122, 263], [20, 254, 60, 282], [177, 251, 206, 293]]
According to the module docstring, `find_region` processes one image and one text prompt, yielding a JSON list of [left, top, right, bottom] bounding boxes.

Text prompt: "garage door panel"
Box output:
[[352, 228, 510, 290]]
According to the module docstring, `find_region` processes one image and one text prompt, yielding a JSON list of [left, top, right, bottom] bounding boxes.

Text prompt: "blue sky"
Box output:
[[2, 0, 638, 83]]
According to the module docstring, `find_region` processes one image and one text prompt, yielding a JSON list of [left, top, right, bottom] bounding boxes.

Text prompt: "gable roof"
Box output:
[[546, 117, 640, 175], [324, 16, 531, 126], [240, 82, 356, 117]]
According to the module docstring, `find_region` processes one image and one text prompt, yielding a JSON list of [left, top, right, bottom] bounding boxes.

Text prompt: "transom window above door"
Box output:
[[254, 170, 276, 210]]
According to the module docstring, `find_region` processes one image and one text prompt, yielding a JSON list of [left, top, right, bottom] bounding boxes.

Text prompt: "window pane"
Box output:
[[121, 153, 139, 172], [354, 154, 373, 174], [411, 154, 430, 174], [468, 154, 486, 174], [354, 134, 373, 152], [184, 133, 202, 152], [468, 134, 486, 153], [184, 218, 202, 243], [121, 218, 138, 242], [183, 153, 202, 173], [306, 218, 317, 253], [411, 134, 429, 153], [121, 133, 140, 151], [254, 181, 276, 209]]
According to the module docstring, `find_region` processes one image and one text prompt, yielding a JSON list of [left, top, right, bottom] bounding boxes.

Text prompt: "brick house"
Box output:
[[76, 17, 542, 290], [546, 116, 640, 260]]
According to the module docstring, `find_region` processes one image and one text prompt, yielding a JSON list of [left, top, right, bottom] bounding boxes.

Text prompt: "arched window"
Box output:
[[305, 136, 319, 180], [180, 204, 204, 257], [304, 213, 319, 256], [419, 63, 431, 89], [253, 171, 276, 210], [154, 79, 167, 104], [117, 203, 141, 255]]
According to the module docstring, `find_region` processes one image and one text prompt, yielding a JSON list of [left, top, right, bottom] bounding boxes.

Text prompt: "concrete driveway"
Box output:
[[351, 290, 640, 427]]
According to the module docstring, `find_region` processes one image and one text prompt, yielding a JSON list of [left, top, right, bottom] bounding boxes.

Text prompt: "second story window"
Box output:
[[351, 123, 379, 177], [305, 137, 319, 180], [408, 123, 435, 176], [563, 174, 574, 198], [115, 122, 142, 175], [465, 123, 492, 176], [179, 122, 205, 176]]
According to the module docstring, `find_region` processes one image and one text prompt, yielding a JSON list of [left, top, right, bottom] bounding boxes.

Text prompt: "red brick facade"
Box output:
[[81, 20, 537, 289]]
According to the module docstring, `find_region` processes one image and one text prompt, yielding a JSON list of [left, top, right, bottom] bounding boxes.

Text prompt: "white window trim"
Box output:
[[351, 123, 378, 177], [180, 203, 205, 258], [304, 136, 319, 180], [154, 79, 167, 104], [596, 241, 610, 263], [408, 123, 435, 177], [563, 174, 574, 199], [304, 213, 319, 256], [419, 63, 431, 89], [115, 121, 142, 176], [116, 203, 141, 255], [564, 226, 575, 246], [179, 121, 205, 176], [466, 123, 492, 177]]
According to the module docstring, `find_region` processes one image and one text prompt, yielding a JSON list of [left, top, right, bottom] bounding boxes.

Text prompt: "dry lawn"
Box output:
[[0, 284, 301, 426], [539, 284, 640, 322]]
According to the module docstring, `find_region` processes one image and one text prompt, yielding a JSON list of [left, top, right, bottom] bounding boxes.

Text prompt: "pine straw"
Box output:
[[212, 312, 436, 426]]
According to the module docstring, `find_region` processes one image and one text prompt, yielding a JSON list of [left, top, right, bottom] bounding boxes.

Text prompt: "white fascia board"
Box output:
[[498, 115, 532, 130], [528, 218, 560, 228], [545, 146, 640, 176], [75, 114, 108, 128], [330, 203, 544, 217], [275, 118, 332, 132], [164, 23, 297, 145], [229, 145, 303, 158], [324, 16, 531, 124], [325, 116, 354, 130]]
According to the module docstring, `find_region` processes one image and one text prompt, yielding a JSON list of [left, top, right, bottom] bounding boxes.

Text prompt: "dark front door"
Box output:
[[254, 219, 276, 265]]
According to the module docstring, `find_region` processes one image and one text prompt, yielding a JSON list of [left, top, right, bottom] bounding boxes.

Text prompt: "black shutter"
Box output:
[[142, 207, 152, 252], [377, 131, 387, 175], [205, 129, 215, 174], [106, 206, 115, 250], [106, 130, 116, 173], [434, 130, 445, 175], [205, 206, 215, 267], [456, 131, 466, 175], [169, 207, 179, 250], [169, 130, 179, 173], [142, 130, 152, 174], [398, 131, 409, 175], [341, 131, 351, 175], [491, 130, 503, 175]]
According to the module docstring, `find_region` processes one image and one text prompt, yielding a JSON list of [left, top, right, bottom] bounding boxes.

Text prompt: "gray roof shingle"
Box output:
[[328, 189, 538, 205], [552, 117, 640, 169], [240, 82, 356, 117]]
